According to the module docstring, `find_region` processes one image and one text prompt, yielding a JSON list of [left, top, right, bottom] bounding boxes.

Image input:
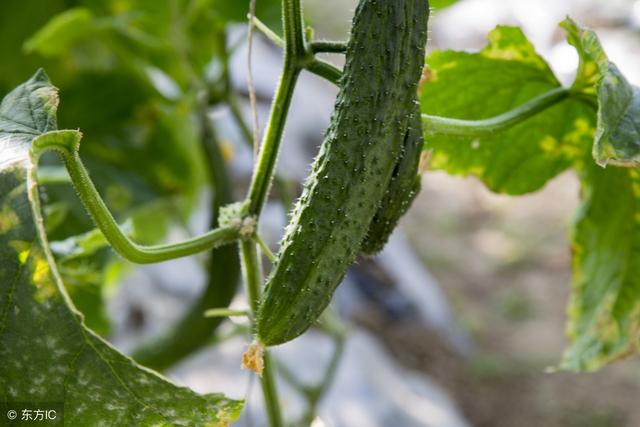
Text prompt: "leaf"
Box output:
[[562, 159, 640, 371], [0, 0, 67, 93], [430, 0, 461, 9], [50, 221, 136, 335], [51, 225, 124, 262], [23, 8, 105, 58], [420, 26, 595, 194], [562, 17, 640, 167], [0, 71, 242, 424], [559, 17, 640, 371], [48, 199, 175, 335]]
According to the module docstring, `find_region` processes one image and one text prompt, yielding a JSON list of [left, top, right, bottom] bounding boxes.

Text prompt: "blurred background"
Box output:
[[3, 0, 640, 426]]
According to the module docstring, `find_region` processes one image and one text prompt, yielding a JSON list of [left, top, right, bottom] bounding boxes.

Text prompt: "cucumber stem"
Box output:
[[422, 87, 570, 137], [304, 58, 342, 85], [249, 15, 343, 86], [240, 241, 284, 427], [253, 233, 276, 263], [311, 40, 348, 54], [246, 61, 300, 216]]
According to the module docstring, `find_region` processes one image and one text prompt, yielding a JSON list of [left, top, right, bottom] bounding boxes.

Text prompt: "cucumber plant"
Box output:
[[2, 0, 640, 425], [255, 0, 430, 346]]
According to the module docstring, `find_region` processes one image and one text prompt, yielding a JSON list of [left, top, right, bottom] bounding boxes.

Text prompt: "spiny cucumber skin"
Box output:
[[256, 0, 430, 346], [360, 102, 424, 255]]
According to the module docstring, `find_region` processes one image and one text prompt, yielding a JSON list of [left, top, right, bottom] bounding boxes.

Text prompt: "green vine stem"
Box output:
[[260, 351, 282, 427], [245, 0, 306, 217], [31, 131, 240, 264], [311, 40, 348, 54], [239, 14, 574, 427], [250, 15, 343, 89], [211, 31, 296, 211], [253, 233, 276, 262], [240, 240, 284, 427], [240, 241, 263, 313], [246, 66, 300, 215], [422, 87, 570, 136], [303, 58, 342, 85], [251, 15, 285, 48]]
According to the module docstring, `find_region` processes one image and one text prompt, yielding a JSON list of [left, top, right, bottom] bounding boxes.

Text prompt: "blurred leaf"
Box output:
[[0, 0, 68, 92], [58, 72, 204, 200], [430, 0, 461, 9], [38, 165, 70, 185], [43, 202, 69, 233], [47, 197, 176, 334], [56, 256, 113, 334], [562, 159, 640, 371], [0, 70, 243, 425], [50, 224, 115, 334], [51, 223, 129, 261], [23, 8, 107, 57], [420, 26, 595, 194], [562, 17, 640, 167]]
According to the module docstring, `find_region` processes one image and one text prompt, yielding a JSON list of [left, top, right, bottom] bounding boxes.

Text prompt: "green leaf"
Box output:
[[48, 198, 176, 335], [0, 71, 242, 424], [430, 0, 461, 9], [420, 26, 595, 194], [23, 8, 105, 58], [559, 18, 640, 371], [562, 17, 640, 167], [0, 0, 67, 93], [49, 220, 136, 335], [562, 159, 640, 371], [51, 225, 123, 262]]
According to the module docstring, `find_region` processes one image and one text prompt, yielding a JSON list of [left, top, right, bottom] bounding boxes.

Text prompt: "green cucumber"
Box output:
[[256, 0, 430, 346], [360, 102, 424, 255]]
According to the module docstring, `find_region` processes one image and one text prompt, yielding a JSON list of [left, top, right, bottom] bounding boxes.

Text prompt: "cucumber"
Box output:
[[360, 101, 424, 255], [256, 0, 430, 346]]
